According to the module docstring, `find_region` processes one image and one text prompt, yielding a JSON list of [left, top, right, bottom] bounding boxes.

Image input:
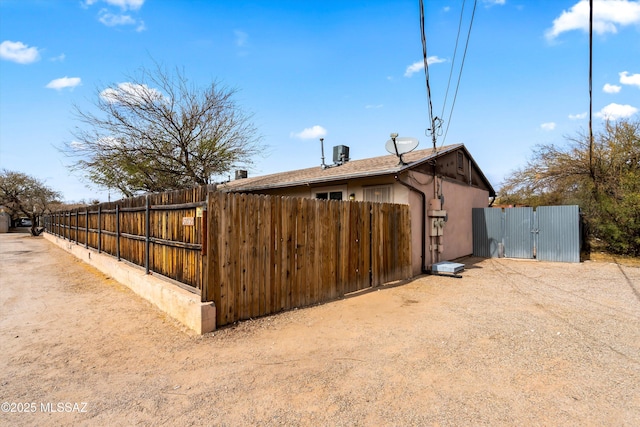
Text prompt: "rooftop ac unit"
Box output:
[[333, 145, 350, 164]]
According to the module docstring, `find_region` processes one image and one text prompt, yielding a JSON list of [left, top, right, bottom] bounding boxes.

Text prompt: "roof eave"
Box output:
[[221, 166, 406, 193], [219, 143, 497, 196]]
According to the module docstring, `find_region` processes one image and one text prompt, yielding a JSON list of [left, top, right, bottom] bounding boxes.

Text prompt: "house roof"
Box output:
[[219, 143, 495, 196]]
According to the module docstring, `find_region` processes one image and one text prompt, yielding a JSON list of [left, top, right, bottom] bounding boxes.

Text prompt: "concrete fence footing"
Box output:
[[43, 233, 216, 334]]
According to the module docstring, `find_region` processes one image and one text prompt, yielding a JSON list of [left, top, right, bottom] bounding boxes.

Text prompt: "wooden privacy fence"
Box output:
[[44, 186, 213, 292], [44, 187, 412, 328], [205, 192, 412, 326]]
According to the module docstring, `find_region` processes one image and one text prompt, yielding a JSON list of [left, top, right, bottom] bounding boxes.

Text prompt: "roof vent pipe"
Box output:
[[320, 138, 327, 169]]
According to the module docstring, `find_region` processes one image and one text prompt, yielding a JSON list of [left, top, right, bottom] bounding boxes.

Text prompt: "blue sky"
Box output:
[[1, 0, 639, 203]]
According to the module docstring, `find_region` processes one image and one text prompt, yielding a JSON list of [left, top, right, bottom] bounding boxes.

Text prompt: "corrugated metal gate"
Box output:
[[472, 205, 581, 263]]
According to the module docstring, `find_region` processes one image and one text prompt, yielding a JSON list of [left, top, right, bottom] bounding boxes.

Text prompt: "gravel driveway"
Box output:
[[1, 232, 639, 426]]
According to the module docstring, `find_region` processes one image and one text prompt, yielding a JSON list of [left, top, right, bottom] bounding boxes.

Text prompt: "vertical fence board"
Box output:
[[328, 201, 340, 300], [282, 197, 294, 311], [229, 193, 239, 323], [269, 196, 279, 314], [308, 201, 317, 304], [294, 198, 305, 308]]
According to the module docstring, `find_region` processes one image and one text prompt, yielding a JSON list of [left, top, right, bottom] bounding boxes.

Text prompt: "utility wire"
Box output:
[[589, 0, 594, 180], [441, 0, 477, 147], [419, 0, 438, 150], [441, 0, 467, 121]]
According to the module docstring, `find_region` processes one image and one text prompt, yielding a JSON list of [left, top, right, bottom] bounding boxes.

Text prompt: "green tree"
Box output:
[[63, 64, 263, 197], [0, 170, 62, 235], [499, 118, 640, 256]]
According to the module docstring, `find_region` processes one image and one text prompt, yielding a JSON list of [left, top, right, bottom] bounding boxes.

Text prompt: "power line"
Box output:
[[441, 0, 477, 147], [441, 0, 467, 121], [419, 0, 438, 150], [419, 0, 477, 150], [589, 0, 594, 180]]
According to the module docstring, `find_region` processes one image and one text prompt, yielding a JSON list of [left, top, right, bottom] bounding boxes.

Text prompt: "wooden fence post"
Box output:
[[75, 210, 79, 245], [85, 208, 89, 248], [145, 195, 150, 274], [97, 205, 102, 253], [201, 197, 208, 302], [115, 204, 120, 260]]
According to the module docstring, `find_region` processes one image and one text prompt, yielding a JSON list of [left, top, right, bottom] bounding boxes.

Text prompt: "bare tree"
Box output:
[[499, 118, 640, 255], [63, 64, 263, 197], [0, 170, 62, 235]]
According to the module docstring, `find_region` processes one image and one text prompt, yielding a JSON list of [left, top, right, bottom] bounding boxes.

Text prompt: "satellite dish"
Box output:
[[385, 136, 419, 156], [385, 135, 419, 165]]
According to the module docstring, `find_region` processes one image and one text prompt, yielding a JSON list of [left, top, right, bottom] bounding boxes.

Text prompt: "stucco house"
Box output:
[[219, 143, 495, 276]]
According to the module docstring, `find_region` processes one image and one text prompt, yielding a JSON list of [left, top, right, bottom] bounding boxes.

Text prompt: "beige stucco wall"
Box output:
[[397, 171, 490, 274], [253, 176, 412, 204], [398, 171, 432, 276], [439, 179, 490, 261]]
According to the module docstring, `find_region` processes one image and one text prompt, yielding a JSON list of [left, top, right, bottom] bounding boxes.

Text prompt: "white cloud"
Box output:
[[50, 53, 66, 62], [404, 57, 447, 77], [603, 83, 622, 93], [0, 40, 40, 64], [569, 112, 588, 119], [46, 77, 82, 90], [404, 62, 423, 77], [428, 56, 447, 65], [365, 104, 383, 109], [96, 9, 145, 31], [596, 102, 639, 120], [545, 0, 640, 40], [290, 125, 327, 140], [100, 82, 165, 105], [619, 71, 640, 88], [105, 0, 144, 10], [483, 0, 506, 6], [69, 140, 85, 149], [540, 122, 556, 131], [99, 10, 136, 26], [97, 136, 121, 147], [91, 0, 145, 30], [443, 6, 451, 12], [84, 0, 144, 10]]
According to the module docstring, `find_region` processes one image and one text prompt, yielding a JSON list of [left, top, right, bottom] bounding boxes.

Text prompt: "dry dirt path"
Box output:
[[1, 232, 639, 426]]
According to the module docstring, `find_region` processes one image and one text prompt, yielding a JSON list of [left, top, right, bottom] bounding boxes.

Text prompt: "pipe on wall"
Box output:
[[395, 174, 428, 274]]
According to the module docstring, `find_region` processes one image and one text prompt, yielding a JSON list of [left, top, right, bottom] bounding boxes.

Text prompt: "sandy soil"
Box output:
[[1, 232, 639, 426]]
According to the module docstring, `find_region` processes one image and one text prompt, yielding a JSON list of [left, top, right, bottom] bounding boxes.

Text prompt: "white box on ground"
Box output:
[[431, 261, 465, 274]]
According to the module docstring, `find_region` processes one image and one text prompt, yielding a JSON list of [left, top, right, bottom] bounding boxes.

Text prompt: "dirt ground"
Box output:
[[1, 232, 639, 426]]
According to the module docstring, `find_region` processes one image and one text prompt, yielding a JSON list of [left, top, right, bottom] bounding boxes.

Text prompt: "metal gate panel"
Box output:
[[472, 208, 503, 258], [504, 207, 534, 259], [537, 205, 580, 263], [472, 205, 580, 262]]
